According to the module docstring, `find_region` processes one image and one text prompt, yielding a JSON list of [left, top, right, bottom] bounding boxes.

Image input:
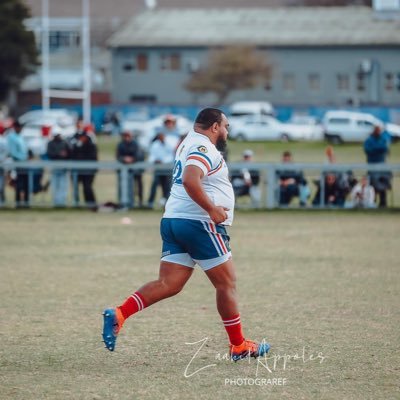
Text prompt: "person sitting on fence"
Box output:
[[312, 172, 346, 207], [116, 131, 145, 208], [363, 125, 391, 208], [348, 175, 376, 208], [230, 149, 261, 207], [276, 151, 310, 206]]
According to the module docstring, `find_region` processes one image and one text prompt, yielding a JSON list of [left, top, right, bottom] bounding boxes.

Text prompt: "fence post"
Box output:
[[266, 166, 276, 209], [120, 166, 129, 207]]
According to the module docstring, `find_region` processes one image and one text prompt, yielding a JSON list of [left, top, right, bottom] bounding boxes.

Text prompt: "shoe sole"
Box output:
[[102, 308, 117, 351]]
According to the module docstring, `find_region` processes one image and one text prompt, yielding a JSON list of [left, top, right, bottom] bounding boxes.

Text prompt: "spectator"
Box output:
[[116, 131, 145, 208], [276, 151, 310, 206], [154, 114, 182, 150], [147, 132, 174, 208], [312, 172, 345, 207], [0, 129, 8, 204], [70, 131, 98, 209], [324, 146, 357, 204], [231, 149, 261, 207], [27, 150, 49, 196], [348, 176, 376, 208], [47, 128, 70, 207], [364, 125, 391, 207], [7, 121, 29, 207]]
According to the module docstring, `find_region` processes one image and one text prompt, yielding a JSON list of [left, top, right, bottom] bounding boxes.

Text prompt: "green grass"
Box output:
[[1, 210, 399, 399], [97, 135, 400, 163]]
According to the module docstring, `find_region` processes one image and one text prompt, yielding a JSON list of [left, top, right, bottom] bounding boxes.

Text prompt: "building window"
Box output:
[[283, 73, 295, 92], [385, 73, 394, 91], [137, 54, 148, 71], [160, 54, 181, 71], [49, 31, 80, 50], [308, 73, 320, 92], [354, 72, 366, 92], [123, 63, 134, 72], [337, 74, 350, 91]]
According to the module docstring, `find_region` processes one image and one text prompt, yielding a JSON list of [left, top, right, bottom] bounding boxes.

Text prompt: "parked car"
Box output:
[[229, 101, 275, 117], [16, 110, 77, 156], [287, 115, 324, 141], [323, 110, 400, 143], [229, 114, 320, 142], [122, 113, 192, 151]]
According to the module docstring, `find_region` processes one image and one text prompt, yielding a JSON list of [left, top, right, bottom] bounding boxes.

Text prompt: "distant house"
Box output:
[[108, 6, 400, 106]]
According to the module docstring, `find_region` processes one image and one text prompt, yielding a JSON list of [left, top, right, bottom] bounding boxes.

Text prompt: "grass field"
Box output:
[[1, 210, 399, 399]]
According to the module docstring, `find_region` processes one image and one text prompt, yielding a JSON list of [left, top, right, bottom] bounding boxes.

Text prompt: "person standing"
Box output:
[[70, 131, 98, 209], [7, 121, 29, 207], [47, 128, 70, 207], [102, 108, 270, 361], [147, 132, 175, 208], [0, 129, 8, 205], [116, 131, 144, 208], [364, 125, 391, 207]]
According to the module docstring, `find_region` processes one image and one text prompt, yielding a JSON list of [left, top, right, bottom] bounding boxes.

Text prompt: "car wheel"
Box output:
[[280, 133, 290, 142], [328, 135, 343, 145], [236, 133, 246, 141]]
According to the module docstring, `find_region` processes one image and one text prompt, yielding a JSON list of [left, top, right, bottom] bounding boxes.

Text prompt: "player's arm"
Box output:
[[182, 165, 228, 224]]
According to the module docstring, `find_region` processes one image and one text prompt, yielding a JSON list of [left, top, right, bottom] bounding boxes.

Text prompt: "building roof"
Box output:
[[108, 7, 400, 48]]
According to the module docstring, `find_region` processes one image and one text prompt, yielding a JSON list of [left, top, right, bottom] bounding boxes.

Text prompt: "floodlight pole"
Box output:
[[41, 0, 50, 111], [82, 0, 91, 124]]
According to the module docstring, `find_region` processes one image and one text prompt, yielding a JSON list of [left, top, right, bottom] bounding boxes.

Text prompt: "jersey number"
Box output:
[[172, 160, 183, 185]]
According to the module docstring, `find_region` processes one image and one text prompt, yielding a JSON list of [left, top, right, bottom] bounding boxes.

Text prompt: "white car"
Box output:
[[122, 113, 192, 151], [323, 110, 400, 143], [229, 114, 317, 142], [19, 109, 77, 126], [288, 115, 324, 141], [18, 111, 77, 156]]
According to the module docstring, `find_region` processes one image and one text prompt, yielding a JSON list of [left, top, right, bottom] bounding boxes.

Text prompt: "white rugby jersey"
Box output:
[[163, 130, 235, 225]]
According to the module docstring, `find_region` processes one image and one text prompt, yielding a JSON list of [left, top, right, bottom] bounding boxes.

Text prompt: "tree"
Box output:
[[0, 0, 38, 103], [184, 45, 272, 105]]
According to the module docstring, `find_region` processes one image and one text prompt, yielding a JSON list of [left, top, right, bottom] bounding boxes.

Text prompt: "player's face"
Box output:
[[215, 114, 229, 152]]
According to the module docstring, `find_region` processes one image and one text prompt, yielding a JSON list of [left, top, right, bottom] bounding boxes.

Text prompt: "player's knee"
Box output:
[[160, 279, 184, 297], [215, 278, 236, 292]]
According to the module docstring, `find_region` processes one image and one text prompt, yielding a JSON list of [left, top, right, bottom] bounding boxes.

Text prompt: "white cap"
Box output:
[[243, 149, 254, 158]]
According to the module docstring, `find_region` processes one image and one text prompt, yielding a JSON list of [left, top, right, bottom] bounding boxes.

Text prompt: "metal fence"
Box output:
[[1, 160, 400, 209]]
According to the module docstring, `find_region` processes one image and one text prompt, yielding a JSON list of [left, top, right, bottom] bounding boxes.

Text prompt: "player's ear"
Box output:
[[212, 122, 219, 132]]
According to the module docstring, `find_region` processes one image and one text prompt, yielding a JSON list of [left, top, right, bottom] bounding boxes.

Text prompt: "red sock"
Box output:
[[222, 314, 244, 346], [118, 291, 147, 319]]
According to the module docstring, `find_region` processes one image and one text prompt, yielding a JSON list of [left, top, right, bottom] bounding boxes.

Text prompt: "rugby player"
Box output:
[[103, 108, 270, 361]]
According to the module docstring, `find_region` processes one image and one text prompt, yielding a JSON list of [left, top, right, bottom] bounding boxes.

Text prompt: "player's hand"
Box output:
[[209, 206, 229, 224]]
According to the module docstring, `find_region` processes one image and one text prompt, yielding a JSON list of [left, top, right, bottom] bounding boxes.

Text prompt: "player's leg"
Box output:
[[102, 261, 193, 351], [120, 261, 193, 314], [204, 258, 270, 361]]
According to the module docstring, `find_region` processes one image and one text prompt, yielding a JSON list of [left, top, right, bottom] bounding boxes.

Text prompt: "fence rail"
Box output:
[[1, 161, 400, 209]]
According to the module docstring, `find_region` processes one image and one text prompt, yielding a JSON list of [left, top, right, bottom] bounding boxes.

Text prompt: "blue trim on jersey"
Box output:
[[187, 152, 213, 168], [208, 159, 223, 174]]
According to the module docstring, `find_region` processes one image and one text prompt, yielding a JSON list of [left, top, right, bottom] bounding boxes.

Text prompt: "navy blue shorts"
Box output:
[[160, 218, 232, 270]]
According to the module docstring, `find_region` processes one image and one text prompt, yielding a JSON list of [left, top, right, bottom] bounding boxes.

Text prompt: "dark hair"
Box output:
[[282, 151, 292, 158], [195, 108, 224, 129]]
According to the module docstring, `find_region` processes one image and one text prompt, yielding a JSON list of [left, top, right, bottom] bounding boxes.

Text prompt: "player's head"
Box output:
[[194, 108, 229, 152]]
